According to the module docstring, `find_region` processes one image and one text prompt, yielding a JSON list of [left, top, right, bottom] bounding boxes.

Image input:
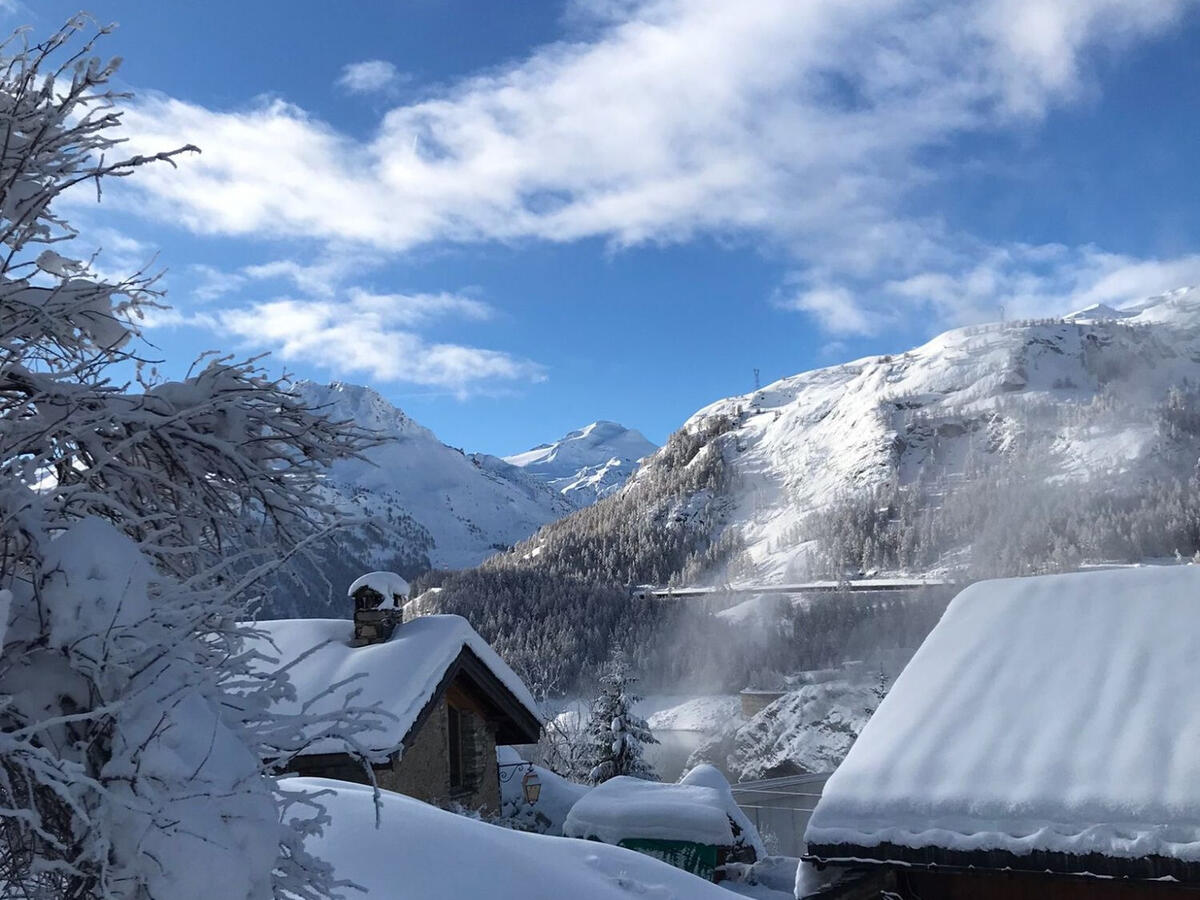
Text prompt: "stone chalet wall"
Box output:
[[287, 684, 502, 814], [381, 693, 500, 815]]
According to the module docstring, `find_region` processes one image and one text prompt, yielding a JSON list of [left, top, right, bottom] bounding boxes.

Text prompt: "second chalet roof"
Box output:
[[249, 616, 541, 755], [805, 566, 1200, 876]]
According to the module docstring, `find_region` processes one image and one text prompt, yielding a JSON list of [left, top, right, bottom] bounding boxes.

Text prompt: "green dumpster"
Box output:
[[616, 838, 722, 881]]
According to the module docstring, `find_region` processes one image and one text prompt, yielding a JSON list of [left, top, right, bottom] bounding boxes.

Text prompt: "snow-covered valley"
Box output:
[[428, 290, 1200, 706], [264, 383, 656, 616]]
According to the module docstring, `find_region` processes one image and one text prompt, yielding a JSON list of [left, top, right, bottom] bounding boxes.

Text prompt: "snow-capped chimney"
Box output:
[[348, 571, 409, 646]]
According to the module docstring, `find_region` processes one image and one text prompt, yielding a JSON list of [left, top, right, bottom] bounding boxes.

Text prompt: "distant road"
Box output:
[[636, 577, 955, 599]]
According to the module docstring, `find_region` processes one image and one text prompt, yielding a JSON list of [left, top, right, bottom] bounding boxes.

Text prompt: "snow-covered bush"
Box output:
[[536, 700, 592, 781], [0, 18, 381, 899], [582, 649, 658, 784]]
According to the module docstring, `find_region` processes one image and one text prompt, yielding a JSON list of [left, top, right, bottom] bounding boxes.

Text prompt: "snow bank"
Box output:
[[497, 745, 590, 835], [564, 776, 736, 847], [248, 616, 540, 754], [806, 567, 1200, 862], [287, 777, 736, 899]]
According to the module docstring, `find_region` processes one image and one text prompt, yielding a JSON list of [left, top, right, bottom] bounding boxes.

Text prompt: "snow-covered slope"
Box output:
[[289, 777, 739, 899], [618, 286, 1200, 582], [294, 381, 575, 571], [504, 420, 657, 506]]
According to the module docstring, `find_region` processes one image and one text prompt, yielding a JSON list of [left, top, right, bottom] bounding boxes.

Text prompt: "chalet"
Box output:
[[253, 572, 541, 814], [803, 566, 1200, 899]]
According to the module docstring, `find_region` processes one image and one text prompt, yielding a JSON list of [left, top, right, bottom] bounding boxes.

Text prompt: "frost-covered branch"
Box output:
[[0, 19, 381, 900]]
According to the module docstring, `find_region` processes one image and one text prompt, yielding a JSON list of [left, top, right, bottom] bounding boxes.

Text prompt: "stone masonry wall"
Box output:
[[382, 700, 451, 804], [378, 696, 500, 815]]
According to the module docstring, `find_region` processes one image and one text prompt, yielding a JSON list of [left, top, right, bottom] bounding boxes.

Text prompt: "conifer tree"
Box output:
[[583, 649, 659, 784]]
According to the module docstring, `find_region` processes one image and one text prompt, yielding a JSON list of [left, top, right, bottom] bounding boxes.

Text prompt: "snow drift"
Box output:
[[288, 777, 739, 899]]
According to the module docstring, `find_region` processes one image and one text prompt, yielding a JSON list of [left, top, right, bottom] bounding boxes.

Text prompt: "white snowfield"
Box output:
[[504, 420, 657, 506], [247, 616, 540, 755], [633, 286, 1200, 582], [564, 772, 760, 850], [806, 566, 1200, 862], [646, 695, 742, 733], [290, 777, 737, 899]]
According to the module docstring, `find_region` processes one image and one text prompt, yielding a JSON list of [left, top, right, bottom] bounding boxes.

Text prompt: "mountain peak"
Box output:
[[504, 420, 657, 506], [293, 379, 415, 434]]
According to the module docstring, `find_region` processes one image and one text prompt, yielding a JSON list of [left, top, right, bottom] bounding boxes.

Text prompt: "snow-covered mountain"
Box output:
[[504, 421, 657, 506], [675, 287, 1200, 581], [501, 287, 1200, 587], [294, 381, 576, 573]]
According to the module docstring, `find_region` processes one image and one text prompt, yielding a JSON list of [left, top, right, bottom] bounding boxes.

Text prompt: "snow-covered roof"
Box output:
[[288, 777, 736, 899], [679, 764, 767, 858], [806, 566, 1200, 868], [249, 616, 541, 755], [563, 776, 737, 847]]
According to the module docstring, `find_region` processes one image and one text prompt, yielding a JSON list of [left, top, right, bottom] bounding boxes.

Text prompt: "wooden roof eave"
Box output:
[[805, 840, 1200, 885], [400, 646, 541, 752]]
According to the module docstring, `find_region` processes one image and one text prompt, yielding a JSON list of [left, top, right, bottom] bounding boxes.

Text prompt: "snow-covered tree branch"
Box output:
[[0, 17, 386, 900]]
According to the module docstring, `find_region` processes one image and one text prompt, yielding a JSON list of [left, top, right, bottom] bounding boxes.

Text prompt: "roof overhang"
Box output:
[[402, 646, 542, 749], [805, 841, 1200, 885]]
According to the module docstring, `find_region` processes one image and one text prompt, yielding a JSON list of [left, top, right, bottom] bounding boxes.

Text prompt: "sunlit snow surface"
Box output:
[[295, 381, 576, 568], [289, 777, 739, 899], [565, 774, 738, 847], [806, 566, 1200, 861]]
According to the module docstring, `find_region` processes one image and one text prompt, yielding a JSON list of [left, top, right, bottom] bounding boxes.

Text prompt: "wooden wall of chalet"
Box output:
[[897, 870, 1200, 899]]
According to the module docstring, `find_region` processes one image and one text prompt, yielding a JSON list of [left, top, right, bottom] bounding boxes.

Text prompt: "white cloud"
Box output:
[[775, 282, 880, 336], [109, 0, 1198, 334], [800, 244, 1200, 337], [189, 263, 246, 301], [240, 252, 377, 298], [336, 59, 403, 94], [148, 249, 534, 395], [214, 292, 540, 395]]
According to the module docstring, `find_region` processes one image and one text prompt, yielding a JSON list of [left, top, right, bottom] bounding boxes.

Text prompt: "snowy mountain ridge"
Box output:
[[293, 381, 576, 573], [504, 420, 657, 506], [674, 286, 1200, 581], [504, 286, 1200, 588]]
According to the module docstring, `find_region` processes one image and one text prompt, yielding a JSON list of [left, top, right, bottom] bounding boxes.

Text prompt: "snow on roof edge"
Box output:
[[564, 776, 736, 847], [805, 567, 1200, 864], [248, 615, 541, 756]]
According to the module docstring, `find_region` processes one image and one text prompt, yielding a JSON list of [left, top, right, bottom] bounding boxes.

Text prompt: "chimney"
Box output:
[[348, 571, 409, 646]]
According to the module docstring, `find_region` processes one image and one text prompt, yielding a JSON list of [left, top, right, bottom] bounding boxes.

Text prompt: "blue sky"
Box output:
[[17, 0, 1200, 454]]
